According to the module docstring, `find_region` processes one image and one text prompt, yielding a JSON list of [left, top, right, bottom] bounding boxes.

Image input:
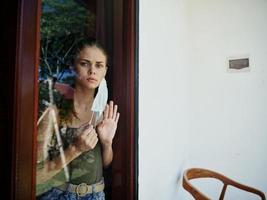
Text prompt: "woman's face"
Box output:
[[74, 46, 107, 90]]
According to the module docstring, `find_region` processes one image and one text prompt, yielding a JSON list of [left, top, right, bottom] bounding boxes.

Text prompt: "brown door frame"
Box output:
[[7, 0, 138, 199], [11, 0, 41, 199], [109, 0, 138, 199]]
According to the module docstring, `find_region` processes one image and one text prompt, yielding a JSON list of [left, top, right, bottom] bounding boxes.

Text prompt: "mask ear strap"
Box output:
[[89, 112, 95, 125]]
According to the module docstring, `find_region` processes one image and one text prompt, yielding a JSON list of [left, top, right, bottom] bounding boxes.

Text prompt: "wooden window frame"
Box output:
[[7, 0, 139, 199]]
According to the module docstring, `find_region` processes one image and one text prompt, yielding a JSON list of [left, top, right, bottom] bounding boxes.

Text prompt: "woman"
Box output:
[[37, 38, 119, 200]]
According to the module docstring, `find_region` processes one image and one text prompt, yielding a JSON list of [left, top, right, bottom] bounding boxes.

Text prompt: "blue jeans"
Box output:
[[38, 187, 105, 200]]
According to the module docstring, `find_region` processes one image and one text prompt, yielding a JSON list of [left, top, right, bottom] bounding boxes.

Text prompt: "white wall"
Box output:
[[139, 0, 267, 199], [139, 0, 189, 199], [186, 0, 267, 199]]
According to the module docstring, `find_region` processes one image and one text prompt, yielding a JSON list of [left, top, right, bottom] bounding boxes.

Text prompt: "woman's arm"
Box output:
[[101, 143, 113, 168], [37, 144, 81, 184]]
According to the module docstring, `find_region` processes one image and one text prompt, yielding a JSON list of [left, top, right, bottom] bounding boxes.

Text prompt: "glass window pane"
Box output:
[[36, 0, 98, 198]]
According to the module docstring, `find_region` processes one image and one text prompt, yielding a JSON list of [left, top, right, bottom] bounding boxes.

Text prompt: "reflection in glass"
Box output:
[[36, 0, 97, 197]]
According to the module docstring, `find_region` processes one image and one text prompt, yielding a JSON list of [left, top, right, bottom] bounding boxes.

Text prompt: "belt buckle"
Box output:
[[76, 183, 89, 197]]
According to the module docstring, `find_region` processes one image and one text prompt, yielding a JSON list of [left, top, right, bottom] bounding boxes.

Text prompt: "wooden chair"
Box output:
[[183, 168, 266, 200]]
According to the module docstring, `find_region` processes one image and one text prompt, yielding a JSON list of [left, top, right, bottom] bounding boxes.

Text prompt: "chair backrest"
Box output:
[[183, 168, 266, 200]]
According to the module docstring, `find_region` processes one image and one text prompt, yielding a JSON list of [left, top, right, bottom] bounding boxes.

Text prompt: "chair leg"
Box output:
[[219, 184, 227, 200]]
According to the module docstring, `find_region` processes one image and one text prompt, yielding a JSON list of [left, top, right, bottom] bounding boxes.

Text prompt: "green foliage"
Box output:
[[40, 0, 95, 79], [41, 0, 93, 38]]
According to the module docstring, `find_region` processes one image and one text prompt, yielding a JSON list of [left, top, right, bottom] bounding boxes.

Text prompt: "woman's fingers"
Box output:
[[86, 128, 96, 138], [104, 100, 119, 120], [115, 112, 120, 123], [91, 136, 98, 148], [87, 131, 98, 149], [103, 104, 108, 120], [108, 101, 114, 118], [78, 125, 91, 137], [78, 122, 92, 135], [81, 129, 98, 151], [113, 105, 118, 120]]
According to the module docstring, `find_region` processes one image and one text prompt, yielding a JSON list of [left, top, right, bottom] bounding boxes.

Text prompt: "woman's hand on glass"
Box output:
[[97, 101, 120, 147]]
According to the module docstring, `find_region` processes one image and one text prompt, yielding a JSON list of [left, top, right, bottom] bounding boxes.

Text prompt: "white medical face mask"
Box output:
[[91, 78, 108, 123]]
